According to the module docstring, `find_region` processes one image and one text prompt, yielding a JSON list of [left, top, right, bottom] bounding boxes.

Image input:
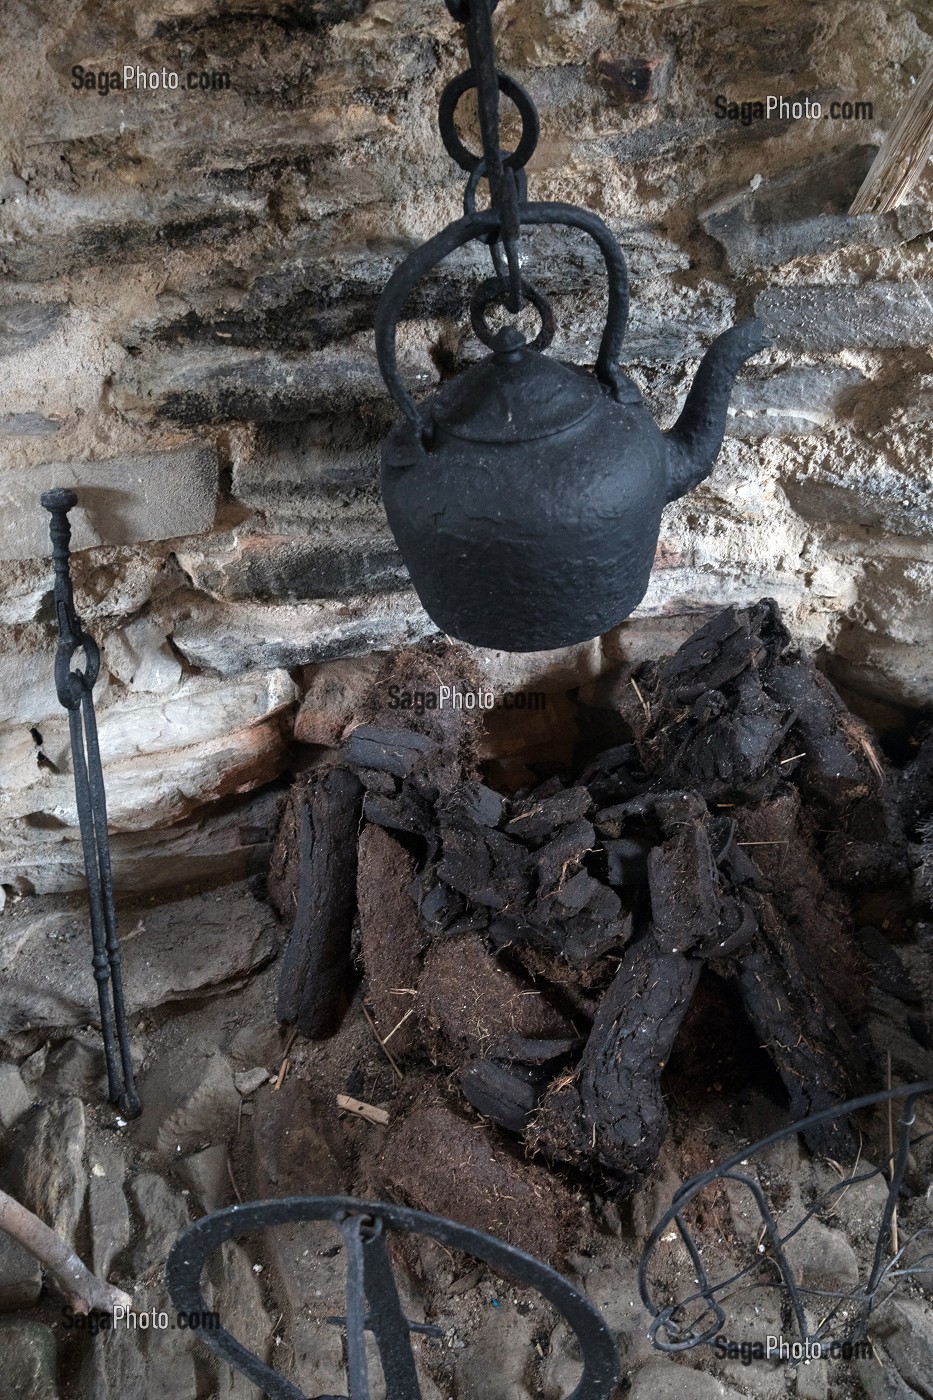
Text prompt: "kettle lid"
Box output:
[[429, 328, 600, 444]]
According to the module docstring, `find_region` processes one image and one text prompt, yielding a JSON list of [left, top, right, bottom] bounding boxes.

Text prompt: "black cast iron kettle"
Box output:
[[374, 1, 769, 654], [376, 204, 769, 652]]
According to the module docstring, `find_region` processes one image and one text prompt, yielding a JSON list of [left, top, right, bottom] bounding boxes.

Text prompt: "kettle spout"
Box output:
[[664, 318, 771, 501]]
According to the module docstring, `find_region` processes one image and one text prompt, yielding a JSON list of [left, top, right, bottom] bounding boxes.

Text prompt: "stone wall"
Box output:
[[0, 0, 931, 893]]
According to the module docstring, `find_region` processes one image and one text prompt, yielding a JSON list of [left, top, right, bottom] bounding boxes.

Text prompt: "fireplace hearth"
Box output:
[[267, 600, 916, 1242]]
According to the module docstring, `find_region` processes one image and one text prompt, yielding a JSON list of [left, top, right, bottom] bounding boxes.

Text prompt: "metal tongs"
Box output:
[[41, 488, 141, 1119]]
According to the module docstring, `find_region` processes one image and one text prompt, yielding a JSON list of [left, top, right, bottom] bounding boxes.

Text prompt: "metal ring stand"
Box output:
[[167, 1195, 621, 1400]]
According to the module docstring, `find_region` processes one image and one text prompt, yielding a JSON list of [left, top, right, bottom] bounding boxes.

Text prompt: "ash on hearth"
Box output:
[[268, 601, 922, 1220]]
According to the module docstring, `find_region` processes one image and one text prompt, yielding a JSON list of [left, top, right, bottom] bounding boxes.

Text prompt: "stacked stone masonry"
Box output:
[[0, 0, 931, 890]]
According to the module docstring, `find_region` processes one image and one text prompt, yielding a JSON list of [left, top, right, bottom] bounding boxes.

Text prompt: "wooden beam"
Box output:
[[849, 58, 933, 214]]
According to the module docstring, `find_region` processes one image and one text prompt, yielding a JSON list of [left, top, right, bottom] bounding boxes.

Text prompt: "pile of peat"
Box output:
[[267, 601, 930, 1246]]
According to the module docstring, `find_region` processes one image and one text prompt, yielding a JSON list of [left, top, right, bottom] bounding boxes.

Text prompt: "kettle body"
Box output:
[[381, 342, 669, 651]]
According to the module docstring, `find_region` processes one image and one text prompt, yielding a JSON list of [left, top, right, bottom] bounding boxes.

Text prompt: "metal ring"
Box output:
[[439, 68, 539, 173], [638, 1079, 933, 1357], [54, 634, 101, 711], [463, 158, 528, 220], [470, 275, 555, 351]]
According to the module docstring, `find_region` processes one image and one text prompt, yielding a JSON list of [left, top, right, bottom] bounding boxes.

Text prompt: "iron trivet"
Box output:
[[167, 1195, 620, 1400]]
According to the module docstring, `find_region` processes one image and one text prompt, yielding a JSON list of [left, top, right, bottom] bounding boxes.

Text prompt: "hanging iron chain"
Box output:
[[375, 0, 634, 438], [438, 0, 555, 341]]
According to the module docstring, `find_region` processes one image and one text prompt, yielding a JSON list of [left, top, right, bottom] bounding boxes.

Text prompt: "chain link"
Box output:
[[440, 0, 554, 342]]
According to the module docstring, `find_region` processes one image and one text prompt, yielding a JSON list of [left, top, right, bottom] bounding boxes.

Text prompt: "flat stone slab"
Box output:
[[780, 451, 933, 540], [174, 528, 408, 601], [0, 413, 62, 437], [0, 786, 279, 896], [150, 1051, 241, 1154], [756, 284, 933, 351], [171, 591, 436, 675], [781, 1216, 859, 1290], [0, 446, 218, 561], [0, 303, 66, 357], [702, 145, 930, 273], [627, 1364, 749, 1400], [207, 1242, 273, 1400], [856, 1354, 924, 1399], [0, 1061, 32, 1128], [234, 416, 382, 507], [88, 1140, 130, 1279], [80, 1280, 197, 1400], [455, 1311, 541, 1400], [0, 669, 297, 833], [727, 366, 867, 438], [118, 346, 385, 426], [177, 1143, 230, 1213], [128, 1173, 191, 1273], [869, 1296, 933, 1398], [2, 188, 264, 283], [0, 1322, 58, 1400], [0, 881, 281, 1034]]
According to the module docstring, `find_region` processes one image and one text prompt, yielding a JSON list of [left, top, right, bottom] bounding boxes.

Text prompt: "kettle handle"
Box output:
[[375, 201, 630, 444]]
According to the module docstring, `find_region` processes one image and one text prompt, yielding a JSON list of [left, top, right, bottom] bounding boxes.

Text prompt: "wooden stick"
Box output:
[[226, 1154, 244, 1206], [0, 1187, 132, 1315], [850, 58, 933, 214], [361, 1002, 403, 1080], [274, 1028, 298, 1092], [382, 1006, 416, 1045], [630, 677, 651, 723], [337, 1094, 389, 1126]]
